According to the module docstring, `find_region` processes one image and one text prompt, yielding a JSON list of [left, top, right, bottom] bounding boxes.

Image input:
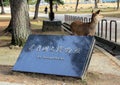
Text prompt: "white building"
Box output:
[[40, 0, 116, 5], [40, 0, 94, 4]]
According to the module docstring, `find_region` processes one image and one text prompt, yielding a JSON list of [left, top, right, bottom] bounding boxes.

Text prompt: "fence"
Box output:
[[97, 19, 117, 42], [64, 15, 120, 55], [64, 15, 118, 43]]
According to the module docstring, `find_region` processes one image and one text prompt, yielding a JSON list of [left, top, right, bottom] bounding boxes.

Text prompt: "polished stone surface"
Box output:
[[13, 35, 95, 78]]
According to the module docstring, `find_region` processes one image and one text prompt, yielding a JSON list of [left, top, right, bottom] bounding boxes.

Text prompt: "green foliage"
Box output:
[[3, 0, 9, 6], [28, 0, 37, 5], [45, 0, 64, 5]]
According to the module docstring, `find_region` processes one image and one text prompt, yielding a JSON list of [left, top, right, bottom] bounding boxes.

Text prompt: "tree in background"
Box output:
[[94, 0, 98, 8], [0, 0, 5, 14], [3, 0, 9, 6], [49, 0, 54, 21], [53, 0, 64, 12], [45, 0, 64, 11], [33, 0, 64, 20], [45, 0, 64, 20], [28, 0, 37, 5], [117, 0, 120, 9], [75, 0, 79, 12], [7, 0, 31, 46], [33, 0, 41, 19]]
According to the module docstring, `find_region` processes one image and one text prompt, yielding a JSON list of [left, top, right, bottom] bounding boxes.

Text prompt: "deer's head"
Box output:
[[91, 10, 104, 23]]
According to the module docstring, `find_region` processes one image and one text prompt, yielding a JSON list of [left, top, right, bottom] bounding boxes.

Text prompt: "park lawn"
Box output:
[[30, 7, 120, 18], [0, 12, 120, 85], [0, 16, 67, 47], [30, 8, 118, 14], [29, 3, 120, 15], [0, 16, 43, 47], [0, 8, 120, 45], [0, 10, 120, 46], [103, 12, 120, 18]]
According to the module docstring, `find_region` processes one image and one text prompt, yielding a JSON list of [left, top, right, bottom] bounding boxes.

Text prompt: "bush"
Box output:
[[3, 0, 9, 6], [28, 0, 37, 5]]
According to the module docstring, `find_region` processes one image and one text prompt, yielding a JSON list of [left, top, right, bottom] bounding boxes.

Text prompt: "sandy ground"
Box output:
[[0, 44, 120, 85], [0, 13, 120, 85]]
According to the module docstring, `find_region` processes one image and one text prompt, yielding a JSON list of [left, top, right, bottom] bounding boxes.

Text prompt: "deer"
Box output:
[[70, 10, 104, 36]]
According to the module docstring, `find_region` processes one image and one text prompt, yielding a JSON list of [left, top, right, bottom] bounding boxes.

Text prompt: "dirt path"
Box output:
[[0, 15, 120, 85], [0, 65, 120, 85], [0, 46, 120, 85]]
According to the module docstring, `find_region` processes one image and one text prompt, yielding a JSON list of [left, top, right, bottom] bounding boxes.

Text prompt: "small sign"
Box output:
[[13, 35, 95, 79]]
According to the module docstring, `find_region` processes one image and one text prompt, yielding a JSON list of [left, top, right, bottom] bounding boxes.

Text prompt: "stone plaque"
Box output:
[[13, 35, 95, 79], [42, 20, 61, 31]]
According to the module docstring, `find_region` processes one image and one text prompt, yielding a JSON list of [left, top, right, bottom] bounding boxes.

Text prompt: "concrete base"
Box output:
[[42, 20, 61, 31]]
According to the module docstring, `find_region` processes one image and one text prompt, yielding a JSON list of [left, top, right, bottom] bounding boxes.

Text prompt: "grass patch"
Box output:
[[30, 17, 48, 30], [0, 36, 11, 40], [30, 8, 120, 18], [103, 13, 120, 18]]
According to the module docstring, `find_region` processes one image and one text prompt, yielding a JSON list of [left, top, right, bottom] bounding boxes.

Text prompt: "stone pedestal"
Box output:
[[42, 20, 61, 31]]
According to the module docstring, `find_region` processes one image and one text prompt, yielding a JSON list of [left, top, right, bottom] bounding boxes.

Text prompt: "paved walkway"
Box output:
[[89, 46, 120, 76]]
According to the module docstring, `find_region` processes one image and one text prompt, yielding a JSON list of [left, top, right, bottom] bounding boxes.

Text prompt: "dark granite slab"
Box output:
[[13, 35, 95, 79]]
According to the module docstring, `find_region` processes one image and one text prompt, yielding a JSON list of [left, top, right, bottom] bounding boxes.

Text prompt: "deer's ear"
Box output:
[[96, 10, 100, 14]]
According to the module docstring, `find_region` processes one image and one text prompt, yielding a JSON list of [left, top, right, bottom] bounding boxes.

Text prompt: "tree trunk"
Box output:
[[4, 0, 13, 33], [4, 18, 13, 33], [27, 0, 29, 3], [55, 4, 58, 12], [33, 0, 41, 19], [27, 0, 29, 9], [0, 0, 5, 14], [49, 0, 54, 21], [75, 0, 79, 12], [117, 0, 120, 9], [4, 0, 13, 34], [94, 0, 98, 8], [10, 0, 31, 46]]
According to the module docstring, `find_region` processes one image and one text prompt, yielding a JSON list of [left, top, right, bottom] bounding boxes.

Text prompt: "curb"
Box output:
[[95, 45, 120, 67]]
